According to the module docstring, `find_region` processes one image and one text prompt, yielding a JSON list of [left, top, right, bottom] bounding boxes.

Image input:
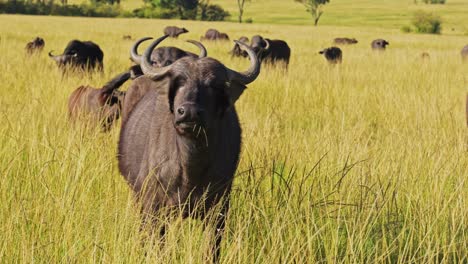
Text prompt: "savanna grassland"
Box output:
[[1, 7, 468, 263]]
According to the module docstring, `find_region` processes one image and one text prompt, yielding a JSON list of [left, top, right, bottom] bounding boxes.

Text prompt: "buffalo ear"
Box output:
[[319, 50, 324, 54], [225, 81, 246, 105]]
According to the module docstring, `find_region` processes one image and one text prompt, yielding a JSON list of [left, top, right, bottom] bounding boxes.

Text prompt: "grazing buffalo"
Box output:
[[123, 35, 132, 40], [49, 40, 104, 72], [230, 36, 249, 57], [250, 35, 291, 67], [123, 37, 208, 123], [25, 37, 45, 55], [164, 26, 189, 38], [462, 45, 468, 62], [118, 35, 260, 263], [420, 52, 430, 60], [371, 39, 389, 50], [201, 29, 230, 41], [333, 37, 358, 45], [68, 71, 129, 131], [319, 47, 342, 64]]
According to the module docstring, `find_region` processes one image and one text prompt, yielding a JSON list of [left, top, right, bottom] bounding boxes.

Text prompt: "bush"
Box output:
[[422, 0, 445, 4], [401, 25, 412, 33], [411, 10, 442, 34], [245, 18, 253, 23], [200, 4, 229, 21]]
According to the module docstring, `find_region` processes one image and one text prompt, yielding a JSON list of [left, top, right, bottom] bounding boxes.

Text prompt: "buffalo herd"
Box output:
[[27, 25, 467, 263]]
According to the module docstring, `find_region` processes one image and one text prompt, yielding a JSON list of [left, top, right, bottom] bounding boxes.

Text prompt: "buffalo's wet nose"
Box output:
[[175, 104, 202, 125]]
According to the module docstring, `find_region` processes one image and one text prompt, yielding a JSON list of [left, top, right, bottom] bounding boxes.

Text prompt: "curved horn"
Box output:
[[263, 39, 270, 51], [141, 35, 172, 81], [48, 50, 66, 62], [186, 40, 207, 58], [226, 40, 260, 85], [130, 37, 153, 64]]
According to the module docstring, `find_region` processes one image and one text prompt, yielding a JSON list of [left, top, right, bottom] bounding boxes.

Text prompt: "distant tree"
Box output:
[[295, 0, 330, 26], [237, 0, 250, 23]]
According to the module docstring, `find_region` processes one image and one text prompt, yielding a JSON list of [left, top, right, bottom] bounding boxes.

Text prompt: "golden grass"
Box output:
[[0, 14, 467, 262]]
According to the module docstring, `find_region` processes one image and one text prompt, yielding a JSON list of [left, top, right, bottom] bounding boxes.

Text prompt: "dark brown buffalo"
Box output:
[[201, 29, 230, 41], [118, 35, 260, 263], [420, 52, 430, 60], [68, 71, 129, 131], [122, 37, 207, 122], [319, 47, 342, 64], [25, 37, 45, 55], [123, 35, 132, 40], [164, 26, 189, 38], [333, 37, 358, 45], [250, 35, 291, 67], [371, 39, 389, 50], [49, 40, 104, 73], [230, 36, 249, 57], [462, 45, 468, 62]]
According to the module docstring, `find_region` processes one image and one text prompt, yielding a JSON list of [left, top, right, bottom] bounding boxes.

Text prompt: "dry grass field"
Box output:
[[0, 13, 467, 263]]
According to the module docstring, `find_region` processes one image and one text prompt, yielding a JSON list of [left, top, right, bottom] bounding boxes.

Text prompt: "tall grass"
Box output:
[[0, 15, 467, 262]]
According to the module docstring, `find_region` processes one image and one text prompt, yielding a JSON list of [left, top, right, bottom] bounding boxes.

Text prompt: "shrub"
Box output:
[[245, 18, 253, 23], [199, 4, 230, 21], [422, 0, 446, 4], [411, 10, 442, 34], [401, 25, 412, 33]]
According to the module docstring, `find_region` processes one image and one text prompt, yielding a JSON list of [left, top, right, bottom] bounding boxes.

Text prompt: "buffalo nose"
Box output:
[[175, 104, 202, 125]]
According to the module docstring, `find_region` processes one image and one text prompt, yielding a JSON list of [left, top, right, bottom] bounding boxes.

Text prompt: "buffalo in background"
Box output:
[[164, 26, 189, 38], [250, 35, 291, 67], [230, 36, 249, 57], [25, 37, 45, 55], [371, 39, 389, 50], [49, 40, 104, 73], [201, 29, 230, 41], [319, 47, 342, 64], [333, 37, 358, 45], [68, 71, 129, 131]]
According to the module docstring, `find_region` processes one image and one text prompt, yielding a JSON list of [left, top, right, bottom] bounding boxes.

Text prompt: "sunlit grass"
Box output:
[[0, 14, 467, 262]]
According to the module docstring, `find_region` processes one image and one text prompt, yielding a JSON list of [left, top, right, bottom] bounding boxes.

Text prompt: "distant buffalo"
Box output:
[[250, 35, 291, 67], [230, 36, 249, 57], [319, 47, 342, 64], [123, 36, 207, 123], [118, 35, 260, 263], [25, 37, 45, 55], [333, 37, 358, 45], [420, 52, 430, 60], [68, 71, 129, 131], [371, 39, 389, 50], [49, 40, 104, 73], [462, 45, 468, 62], [123, 35, 132, 40], [164, 26, 189, 38], [201, 29, 230, 41]]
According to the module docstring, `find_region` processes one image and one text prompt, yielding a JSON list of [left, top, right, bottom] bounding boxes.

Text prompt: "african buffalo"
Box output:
[[68, 71, 129, 131], [421, 52, 430, 60], [371, 39, 389, 50], [123, 37, 207, 122], [25, 37, 45, 55], [230, 36, 249, 57], [123, 35, 132, 40], [201, 29, 230, 41], [118, 35, 260, 263], [333, 37, 358, 45], [164, 26, 189, 38], [462, 45, 468, 62], [319, 47, 342, 64], [250, 35, 291, 67], [49, 40, 104, 73]]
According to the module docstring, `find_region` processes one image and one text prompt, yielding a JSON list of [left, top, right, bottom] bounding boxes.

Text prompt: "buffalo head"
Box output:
[[138, 35, 260, 137]]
